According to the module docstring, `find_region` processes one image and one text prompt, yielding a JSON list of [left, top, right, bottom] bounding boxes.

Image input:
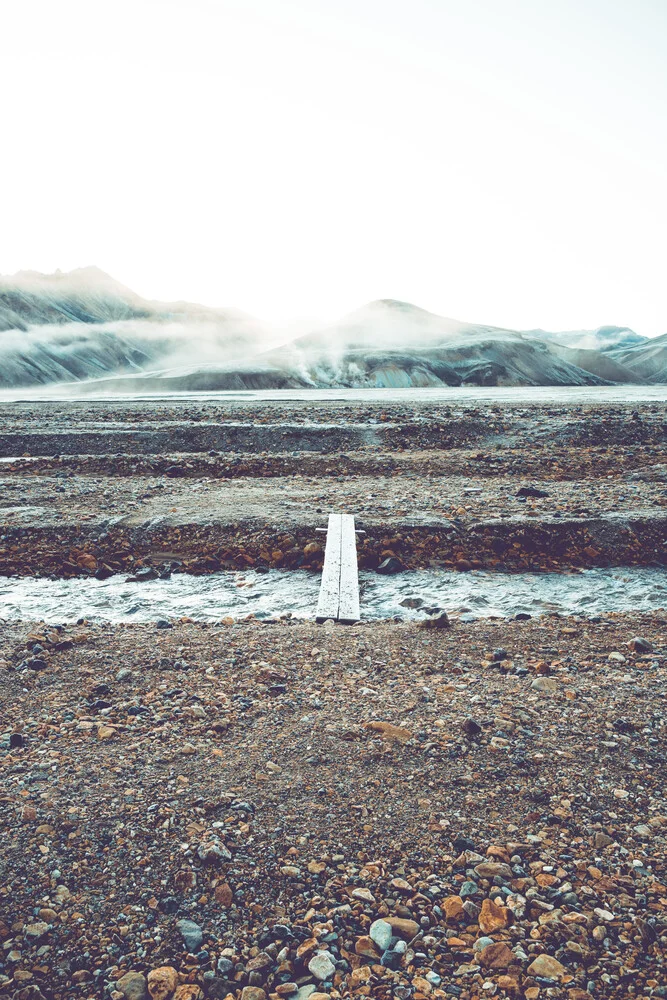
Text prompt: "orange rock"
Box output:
[[443, 895, 465, 922], [147, 967, 179, 1000], [355, 935, 380, 958], [173, 988, 203, 1000], [479, 897, 511, 934], [364, 721, 413, 744]]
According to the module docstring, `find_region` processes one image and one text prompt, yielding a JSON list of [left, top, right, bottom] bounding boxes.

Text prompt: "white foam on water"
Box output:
[[0, 567, 664, 624]]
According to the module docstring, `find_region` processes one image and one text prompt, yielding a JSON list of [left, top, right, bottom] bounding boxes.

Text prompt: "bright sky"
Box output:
[[2, 0, 667, 334]]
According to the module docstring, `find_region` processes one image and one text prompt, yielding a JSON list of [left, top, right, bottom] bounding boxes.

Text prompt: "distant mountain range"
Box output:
[[1, 268, 665, 390]]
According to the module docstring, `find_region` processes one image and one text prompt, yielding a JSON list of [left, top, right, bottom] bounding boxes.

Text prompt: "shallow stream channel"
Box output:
[[0, 566, 665, 624]]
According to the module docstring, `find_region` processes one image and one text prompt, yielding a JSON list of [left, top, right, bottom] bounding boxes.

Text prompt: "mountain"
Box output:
[[0, 268, 268, 388], [258, 300, 643, 388], [606, 331, 667, 383], [0, 271, 660, 389], [527, 325, 649, 354]]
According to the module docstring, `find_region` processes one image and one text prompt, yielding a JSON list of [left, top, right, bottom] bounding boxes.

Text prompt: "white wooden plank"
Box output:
[[316, 513, 342, 621], [338, 514, 360, 622]]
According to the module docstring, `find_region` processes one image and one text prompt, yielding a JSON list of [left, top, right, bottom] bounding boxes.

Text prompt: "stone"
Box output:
[[214, 882, 233, 906], [369, 918, 393, 951], [364, 721, 413, 743], [418, 611, 450, 629], [176, 918, 203, 952], [594, 832, 614, 848], [147, 967, 179, 1000], [355, 935, 380, 958], [480, 941, 515, 970], [526, 954, 568, 981], [531, 676, 559, 694], [628, 636, 652, 652], [384, 916, 419, 939], [117, 972, 148, 1000], [308, 952, 336, 981], [23, 921, 49, 938], [634, 824, 652, 838], [479, 897, 511, 933], [462, 718, 482, 737], [474, 862, 513, 881], [443, 895, 465, 922], [197, 839, 231, 863], [241, 990, 267, 1000], [173, 989, 203, 1000], [97, 725, 116, 739], [377, 557, 404, 575]]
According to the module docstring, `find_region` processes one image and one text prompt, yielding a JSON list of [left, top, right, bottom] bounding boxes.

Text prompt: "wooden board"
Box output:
[[338, 513, 360, 623], [316, 513, 342, 622], [316, 513, 360, 623]]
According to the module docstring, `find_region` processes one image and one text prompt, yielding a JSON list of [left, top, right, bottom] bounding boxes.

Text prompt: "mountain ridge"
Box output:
[[0, 268, 664, 389]]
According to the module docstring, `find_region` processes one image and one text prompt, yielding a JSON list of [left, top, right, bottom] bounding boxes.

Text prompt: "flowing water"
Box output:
[[0, 567, 664, 624], [1, 385, 666, 404]]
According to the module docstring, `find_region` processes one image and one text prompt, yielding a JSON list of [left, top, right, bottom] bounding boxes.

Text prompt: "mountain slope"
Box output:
[[607, 332, 667, 383], [0, 272, 660, 389], [0, 268, 268, 388]]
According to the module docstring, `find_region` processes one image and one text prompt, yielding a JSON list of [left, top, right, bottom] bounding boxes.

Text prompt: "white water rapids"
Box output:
[[0, 567, 664, 624]]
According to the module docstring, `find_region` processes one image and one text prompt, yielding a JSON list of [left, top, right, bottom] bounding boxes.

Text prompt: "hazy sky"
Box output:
[[3, 0, 667, 333]]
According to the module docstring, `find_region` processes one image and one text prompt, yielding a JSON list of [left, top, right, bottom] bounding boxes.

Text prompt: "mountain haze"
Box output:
[[0, 269, 664, 390]]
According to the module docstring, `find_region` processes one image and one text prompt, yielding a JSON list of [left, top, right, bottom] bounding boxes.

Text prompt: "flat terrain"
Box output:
[[0, 394, 666, 1000]]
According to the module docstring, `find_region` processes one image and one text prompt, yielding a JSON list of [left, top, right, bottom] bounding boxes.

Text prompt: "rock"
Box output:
[[480, 941, 515, 970], [117, 972, 148, 1000], [384, 916, 419, 939], [176, 918, 203, 952], [116, 668, 133, 681], [462, 718, 482, 737], [418, 611, 450, 629], [214, 882, 233, 906], [377, 558, 404, 575], [364, 721, 412, 743], [594, 832, 614, 848], [308, 952, 336, 981], [516, 486, 549, 498], [9, 733, 24, 748], [531, 676, 559, 694], [474, 862, 513, 881], [97, 725, 116, 739], [173, 989, 203, 1000], [197, 839, 231, 863], [479, 897, 511, 933], [628, 636, 653, 652], [294, 988, 316, 1000], [443, 895, 465, 922], [147, 968, 179, 1000], [355, 935, 380, 958], [634, 823, 652, 838], [23, 921, 49, 938], [526, 954, 568, 980], [369, 918, 393, 951], [351, 886, 375, 902], [241, 990, 267, 1000]]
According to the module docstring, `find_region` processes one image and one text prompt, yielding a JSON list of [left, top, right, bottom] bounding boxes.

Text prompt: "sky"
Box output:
[[2, 0, 667, 334]]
